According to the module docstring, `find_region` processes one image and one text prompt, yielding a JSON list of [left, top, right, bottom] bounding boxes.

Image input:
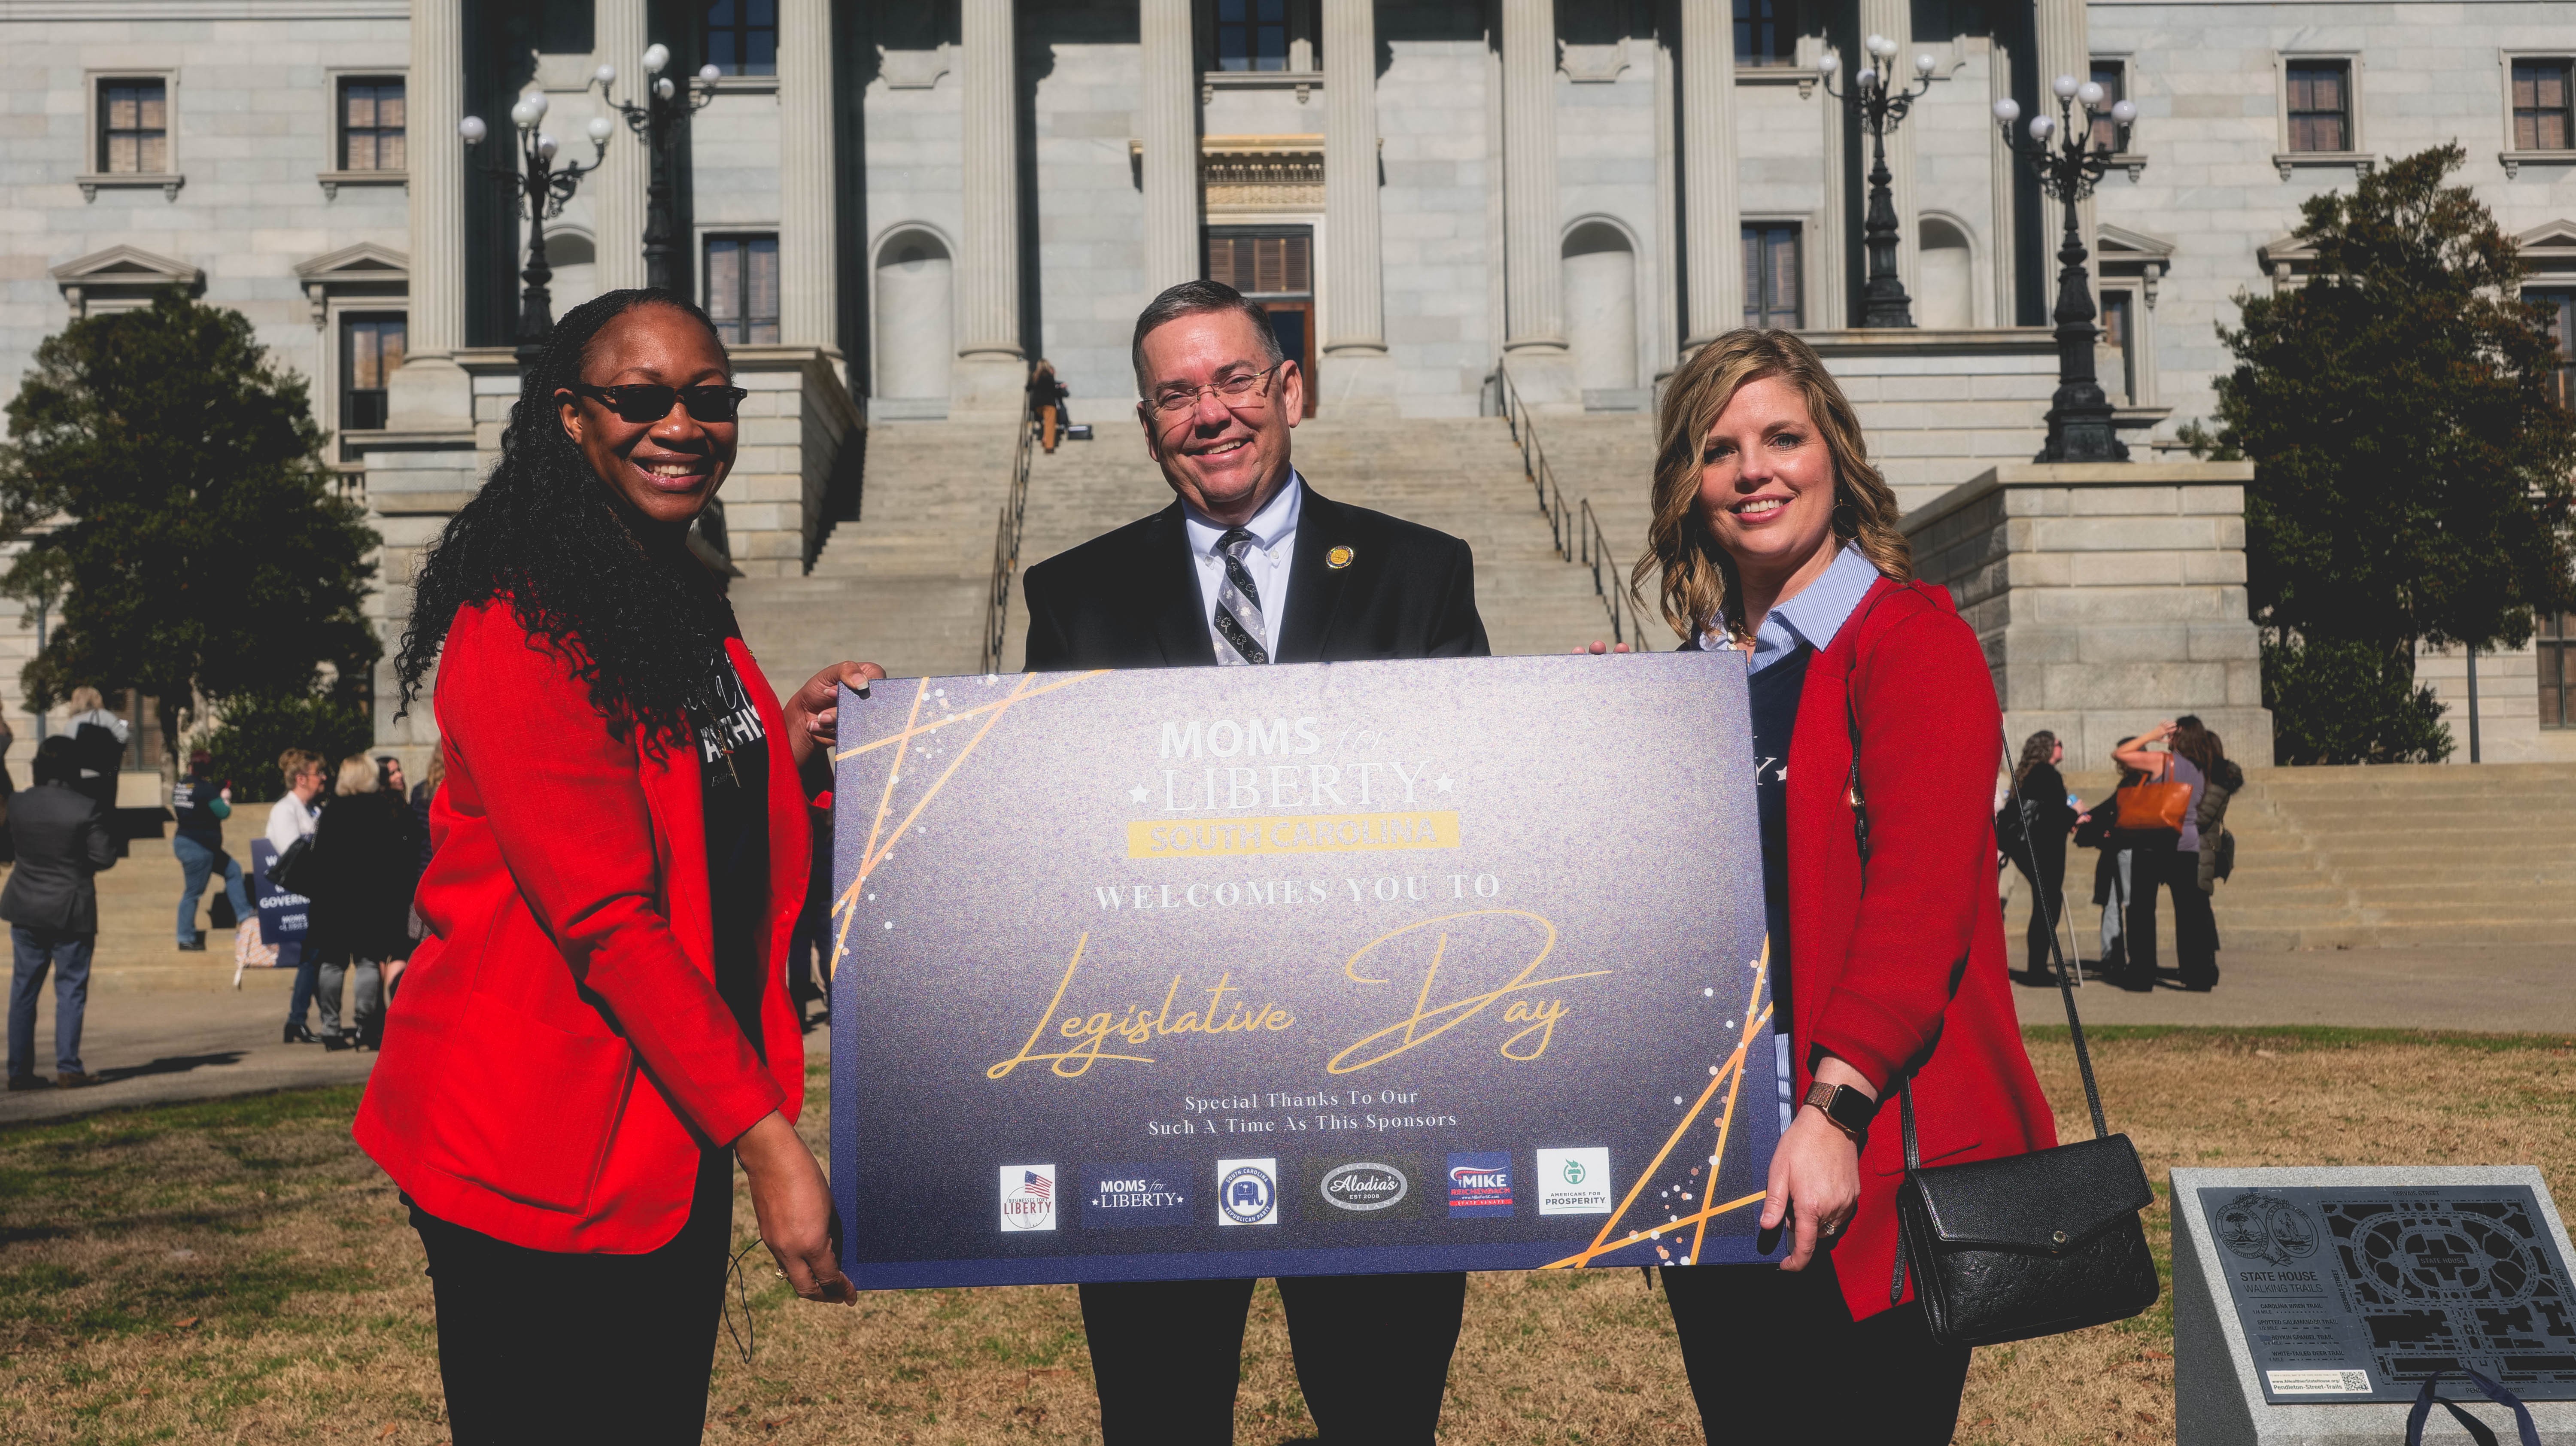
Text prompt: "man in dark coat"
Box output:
[[1020, 280, 1487, 1445], [3, 736, 118, 1089]]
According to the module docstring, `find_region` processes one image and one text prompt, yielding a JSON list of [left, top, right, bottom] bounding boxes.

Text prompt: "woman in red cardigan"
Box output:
[[357, 289, 878, 1443], [1631, 330, 2057, 1443]]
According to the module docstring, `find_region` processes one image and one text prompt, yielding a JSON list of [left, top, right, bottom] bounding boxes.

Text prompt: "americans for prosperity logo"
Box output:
[[1217, 1157, 1279, 1225], [1536, 1148, 1611, 1215], [999, 1164, 1057, 1231], [1446, 1151, 1515, 1218]]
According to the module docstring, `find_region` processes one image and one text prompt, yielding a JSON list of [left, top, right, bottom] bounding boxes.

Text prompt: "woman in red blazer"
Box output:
[[1630, 330, 2057, 1443], [357, 289, 879, 1444]]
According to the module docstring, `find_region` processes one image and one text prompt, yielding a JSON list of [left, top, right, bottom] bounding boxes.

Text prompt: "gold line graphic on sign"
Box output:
[[1127, 812, 1460, 859], [828, 671, 1106, 980], [1538, 941, 1773, 1270]]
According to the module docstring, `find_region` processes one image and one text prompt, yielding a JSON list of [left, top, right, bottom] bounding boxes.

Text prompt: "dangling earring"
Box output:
[[1831, 496, 1861, 538]]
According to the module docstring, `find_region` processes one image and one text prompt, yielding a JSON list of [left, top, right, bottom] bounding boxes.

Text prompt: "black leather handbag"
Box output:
[[1841, 607, 2160, 1348]]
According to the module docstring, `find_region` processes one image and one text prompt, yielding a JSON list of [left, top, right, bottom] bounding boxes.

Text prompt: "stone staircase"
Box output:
[[2017, 762, 2576, 955]]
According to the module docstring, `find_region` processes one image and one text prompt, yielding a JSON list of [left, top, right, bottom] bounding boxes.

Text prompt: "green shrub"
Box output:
[[199, 693, 373, 803], [2260, 636, 2453, 765]]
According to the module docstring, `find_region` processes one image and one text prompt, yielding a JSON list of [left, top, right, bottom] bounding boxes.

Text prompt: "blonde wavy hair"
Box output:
[[1631, 328, 1911, 644]]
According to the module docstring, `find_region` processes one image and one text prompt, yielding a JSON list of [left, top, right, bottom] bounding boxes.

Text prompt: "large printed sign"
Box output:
[[828, 654, 1781, 1288]]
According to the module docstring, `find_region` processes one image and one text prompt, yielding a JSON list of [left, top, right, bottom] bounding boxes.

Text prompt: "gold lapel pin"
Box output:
[[1326, 545, 1355, 569]]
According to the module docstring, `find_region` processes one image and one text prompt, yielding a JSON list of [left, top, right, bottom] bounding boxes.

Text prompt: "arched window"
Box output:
[[1562, 221, 1638, 393], [1916, 217, 1975, 330], [875, 229, 954, 402]]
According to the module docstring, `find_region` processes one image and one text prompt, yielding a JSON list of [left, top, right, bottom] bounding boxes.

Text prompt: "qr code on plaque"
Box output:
[[2267, 1370, 2371, 1394]]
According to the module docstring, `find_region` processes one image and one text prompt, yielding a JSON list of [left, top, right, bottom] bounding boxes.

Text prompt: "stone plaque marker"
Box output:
[[2175, 1167, 2576, 1444]]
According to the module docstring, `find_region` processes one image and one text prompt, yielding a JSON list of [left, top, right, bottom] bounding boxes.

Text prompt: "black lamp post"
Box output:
[[1819, 36, 1936, 328], [592, 46, 721, 292], [1996, 77, 2139, 462], [461, 94, 612, 372]]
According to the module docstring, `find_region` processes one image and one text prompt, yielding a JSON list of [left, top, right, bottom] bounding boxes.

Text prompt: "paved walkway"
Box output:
[[1, 942, 2561, 1128]]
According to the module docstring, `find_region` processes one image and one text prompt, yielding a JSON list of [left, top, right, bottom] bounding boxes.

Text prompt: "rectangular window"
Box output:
[[2099, 291, 2135, 405], [705, 235, 780, 344], [341, 314, 406, 431], [1206, 232, 1312, 295], [1742, 224, 1802, 330], [702, 0, 778, 78], [2089, 61, 2130, 152], [2534, 289, 2576, 411], [340, 78, 407, 172], [2514, 59, 2574, 151], [1734, 0, 1798, 67], [1216, 0, 1289, 73], [2542, 613, 2576, 728], [2285, 60, 2351, 152], [99, 78, 168, 174]]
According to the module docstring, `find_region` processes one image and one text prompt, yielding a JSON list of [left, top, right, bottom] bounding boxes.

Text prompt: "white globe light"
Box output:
[[1816, 52, 1840, 76], [595, 63, 617, 86], [2052, 73, 2080, 98], [2030, 114, 2057, 140], [1916, 52, 1938, 75], [2110, 99, 2138, 123], [1856, 67, 1878, 89], [507, 99, 535, 128], [524, 91, 549, 120], [536, 132, 559, 158], [2077, 81, 2105, 106], [459, 115, 489, 143], [654, 76, 676, 100], [587, 115, 614, 142], [642, 43, 671, 75], [1993, 97, 2021, 123], [699, 63, 722, 83], [1865, 33, 1895, 57]]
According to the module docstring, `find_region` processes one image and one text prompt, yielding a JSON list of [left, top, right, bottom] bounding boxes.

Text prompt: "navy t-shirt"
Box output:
[[171, 771, 226, 848], [1750, 644, 1812, 1030], [689, 644, 771, 1056]]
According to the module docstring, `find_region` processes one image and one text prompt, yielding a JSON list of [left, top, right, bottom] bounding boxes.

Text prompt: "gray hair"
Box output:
[[1130, 279, 1283, 399]]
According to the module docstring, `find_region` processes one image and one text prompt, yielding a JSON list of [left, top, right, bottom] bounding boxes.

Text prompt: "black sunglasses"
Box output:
[[563, 382, 750, 424]]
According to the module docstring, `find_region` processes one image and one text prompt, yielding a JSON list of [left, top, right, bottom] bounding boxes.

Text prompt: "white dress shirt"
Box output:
[[265, 794, 319, 855], [1181, 471, 1303, 660]]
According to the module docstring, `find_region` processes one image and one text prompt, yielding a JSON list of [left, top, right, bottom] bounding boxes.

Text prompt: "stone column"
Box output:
[[385, 0, 471, 425], [592, 0, 649, 293], [1679, 0, 1741, 349], [779, 0, 838, 348], [1987, 39, 2018, 324], [1499, 0, 1575, 405], [2031, 0, 2096, 257], [1813, 36, 1847, 328], [1140, 0, 1199, 295], [1859, 0, 1919, 307], [1320, 0, 1394, 410], [954, 0, 1025, 413]]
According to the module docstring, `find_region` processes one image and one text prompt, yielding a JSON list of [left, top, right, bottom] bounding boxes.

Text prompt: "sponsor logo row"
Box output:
[[999, 1148, 1612, 1232]]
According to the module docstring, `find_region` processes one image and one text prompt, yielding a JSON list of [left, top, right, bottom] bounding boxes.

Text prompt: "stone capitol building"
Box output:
[[9, 0, 2576, 783]]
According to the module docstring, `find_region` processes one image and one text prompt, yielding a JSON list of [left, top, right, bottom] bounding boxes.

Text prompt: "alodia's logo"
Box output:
[[1216, 1157, 1279, 1225], [999, 1164, 1057, 1231], [1446, 1151, 1514, 1218], [1319, 1162, 1409, 1212]]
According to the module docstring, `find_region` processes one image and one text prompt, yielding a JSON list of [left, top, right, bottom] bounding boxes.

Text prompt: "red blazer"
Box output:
[[354, 601, 808, 1254], [1782, 577, 2057, 1320]]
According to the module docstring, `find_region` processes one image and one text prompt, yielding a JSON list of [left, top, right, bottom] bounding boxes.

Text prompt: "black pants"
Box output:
[[1079, 1270, 1466, 1444], [1664, 1259, 1970, 1444], [2012, 838, 2068, 975], [408, 1151, 735, 1445], [2123, 847, 2220, 989]]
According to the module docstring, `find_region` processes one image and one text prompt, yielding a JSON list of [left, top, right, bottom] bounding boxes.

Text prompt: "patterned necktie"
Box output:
[[1212, 526, 1270, 666]]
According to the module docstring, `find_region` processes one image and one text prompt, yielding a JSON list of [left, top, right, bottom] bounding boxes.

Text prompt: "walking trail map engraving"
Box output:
[[826, 654, 1782, 1289], [2196, 1184, 2576, 1403]]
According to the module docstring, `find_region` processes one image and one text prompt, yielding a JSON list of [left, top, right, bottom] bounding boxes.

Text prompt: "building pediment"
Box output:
[[48, 245, 204, 318], [293, 243, 409, 326], [2096, 223, 2175, 261], [2518, 220, 2576, 276]]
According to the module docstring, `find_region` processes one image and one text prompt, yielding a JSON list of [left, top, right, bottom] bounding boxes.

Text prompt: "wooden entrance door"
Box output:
[[1206, 227, 1318, 418]]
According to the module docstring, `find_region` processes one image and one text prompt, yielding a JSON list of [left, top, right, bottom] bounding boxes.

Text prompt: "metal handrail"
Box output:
[[980, 377, 1040, 674], [1493, 362, 1650, 650]]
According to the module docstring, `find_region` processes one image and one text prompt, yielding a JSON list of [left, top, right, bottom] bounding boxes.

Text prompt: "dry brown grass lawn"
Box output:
[[1, 1025, 2569, 1446]]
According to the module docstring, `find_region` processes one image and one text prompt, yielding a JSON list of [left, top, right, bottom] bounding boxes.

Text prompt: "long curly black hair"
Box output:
[[395, 289, 732, 744]]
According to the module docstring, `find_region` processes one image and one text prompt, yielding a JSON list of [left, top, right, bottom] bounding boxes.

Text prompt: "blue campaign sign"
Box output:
[[249, 838, 308, 969], [829, 653, 1781, 1289]]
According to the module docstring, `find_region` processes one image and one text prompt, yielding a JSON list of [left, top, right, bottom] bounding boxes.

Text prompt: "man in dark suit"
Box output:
[[1021, 281, 1486, 1443], [3, 736, 118, 1090]]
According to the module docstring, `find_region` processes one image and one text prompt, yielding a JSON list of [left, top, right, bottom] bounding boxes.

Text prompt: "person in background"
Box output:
[[2081, 738, 2145, 979], [64, 687, 127, 823], [303, 754, 422, 1051], [1028, 358, 1072, 453], [785, 794, 831, 1027], [172, 749, 251, 952], [2002, 731, 2081, 981], [2, 737, 117, 1090], [397, 753, 445, 995], [0, 714, 18, 801], [2112, 720, 2206, 991], [268, 748, 327, 1043], [2172, 718, 2240, 991]]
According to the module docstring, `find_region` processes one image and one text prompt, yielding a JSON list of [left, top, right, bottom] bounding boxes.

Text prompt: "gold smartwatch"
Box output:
[[1801, 1081, 1879, 1141]]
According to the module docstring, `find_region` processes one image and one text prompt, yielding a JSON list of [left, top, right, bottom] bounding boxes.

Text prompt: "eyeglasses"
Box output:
[[1145, 361, 1286, 418], [563, 383, 750, 425]]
